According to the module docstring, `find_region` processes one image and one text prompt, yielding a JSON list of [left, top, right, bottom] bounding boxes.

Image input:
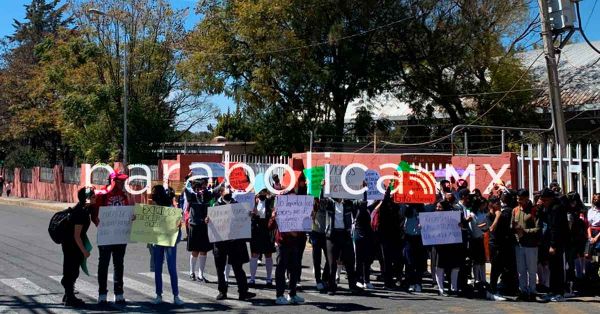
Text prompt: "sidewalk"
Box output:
[[0, 197, 74, 212]]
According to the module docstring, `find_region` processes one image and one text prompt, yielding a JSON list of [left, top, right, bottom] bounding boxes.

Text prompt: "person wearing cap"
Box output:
[[539, 188, 568, 302], [93, 170, 133, 305], [512, 189, 541, 301], [61, 187, 96, 308]]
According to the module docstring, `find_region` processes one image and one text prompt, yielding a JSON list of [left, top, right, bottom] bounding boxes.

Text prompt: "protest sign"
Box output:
[[275, 195, 314, 232], [325, 165, 366, 200], [419, 211, 462, 246], [130, 205, 181, 247], [229, 166, 249, 190], [97, 206, 135, 246], [365, 169, 384, 200], [303, 166, 325, 197], [254, 173, 266, 193], [233, 191, 255, 205], [393, 167, 437, 204], [207, 203, 252, 242]]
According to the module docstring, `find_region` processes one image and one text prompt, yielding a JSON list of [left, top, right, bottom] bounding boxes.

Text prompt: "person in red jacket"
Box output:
[[92, 171, 134, 305], [269, 207, 306, 305]]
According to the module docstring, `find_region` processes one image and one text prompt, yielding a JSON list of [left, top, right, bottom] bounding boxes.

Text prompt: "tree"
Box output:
[[211, 110, 253, 142]]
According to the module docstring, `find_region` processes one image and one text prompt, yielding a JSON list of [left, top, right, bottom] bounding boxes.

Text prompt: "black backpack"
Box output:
[[48, 207, 74, 244]]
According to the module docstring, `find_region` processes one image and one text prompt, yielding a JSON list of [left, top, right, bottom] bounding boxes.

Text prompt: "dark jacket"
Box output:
[[211, 198, 250, 264], [321, 198, 355, 238], [546, 198, 569, 250], [489, 205, 515, 247]]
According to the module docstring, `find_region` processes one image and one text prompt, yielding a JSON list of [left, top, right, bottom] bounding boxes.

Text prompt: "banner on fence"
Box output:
[[97, 206, 135, 246], [275, 195, 314, 232], [130, 205, 181, 246], [419, 211, 462, 246], [207, 203, 252, 242]]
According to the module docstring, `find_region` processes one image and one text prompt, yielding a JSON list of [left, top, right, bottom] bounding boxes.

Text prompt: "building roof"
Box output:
[[519, 40, 600, 109]]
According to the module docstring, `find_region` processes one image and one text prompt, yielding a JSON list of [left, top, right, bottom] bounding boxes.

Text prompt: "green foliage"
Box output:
[[3, 146, 49, 169], [211, 110, 253, 142]]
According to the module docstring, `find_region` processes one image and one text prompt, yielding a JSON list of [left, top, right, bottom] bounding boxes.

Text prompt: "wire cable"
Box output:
[[576, 1, 600, 55]]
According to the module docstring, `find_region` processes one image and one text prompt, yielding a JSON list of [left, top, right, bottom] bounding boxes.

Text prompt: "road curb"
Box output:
[[0, 198, 74, 212]]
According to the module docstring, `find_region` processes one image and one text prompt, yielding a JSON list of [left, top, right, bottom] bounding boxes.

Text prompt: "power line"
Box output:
[[576, 1, 600, 55], [585, 0, 598, 29]]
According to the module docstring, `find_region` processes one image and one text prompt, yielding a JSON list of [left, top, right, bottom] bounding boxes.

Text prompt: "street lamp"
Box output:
[[88, 8, 129, 166]]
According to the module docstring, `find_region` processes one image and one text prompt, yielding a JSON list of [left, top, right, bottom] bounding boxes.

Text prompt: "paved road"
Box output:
[[0, 204, 599, 313]]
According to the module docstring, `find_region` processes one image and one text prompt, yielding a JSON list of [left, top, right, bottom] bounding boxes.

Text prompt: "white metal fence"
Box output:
[[224, 152, 291, 179], [517, 143, 600, 206]]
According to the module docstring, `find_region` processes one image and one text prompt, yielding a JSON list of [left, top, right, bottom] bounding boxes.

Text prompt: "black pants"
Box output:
[[326, 230, 356, 291], [403, 235, 425, 286], [276, 244, 302, 297], [98, 244, 127, 295], [549, 249, 565, 296], [62, 243, 83, 298], [214, 245, 248, 295], [380, 239, 403, 286], [355, 236, 374, 284], [489, 243, 517, 294], [311, 232, 330, 285]]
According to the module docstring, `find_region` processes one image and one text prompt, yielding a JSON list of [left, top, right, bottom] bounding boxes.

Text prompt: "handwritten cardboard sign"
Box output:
[[130, 205, 181, 247], [324, 165, 365, 200], [207, 203, 252, 242], [419, 211, 462, 246], [97, 206, 135, 246], [275, 195, 314, 232], [365, 169, 384, 200]]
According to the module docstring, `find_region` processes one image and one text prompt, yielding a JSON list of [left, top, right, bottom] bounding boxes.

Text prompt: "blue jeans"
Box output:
[[153, 244, 178, 297], [515, 246, 537, 294]]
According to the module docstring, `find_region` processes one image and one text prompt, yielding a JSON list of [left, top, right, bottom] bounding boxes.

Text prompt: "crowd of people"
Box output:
[[58, 170, 600, 308]]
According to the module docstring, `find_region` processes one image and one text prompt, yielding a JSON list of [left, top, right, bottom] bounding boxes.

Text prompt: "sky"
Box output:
[[1, 0, 599, 131]]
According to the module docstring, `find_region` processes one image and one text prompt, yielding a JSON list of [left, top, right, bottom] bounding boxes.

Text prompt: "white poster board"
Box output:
[[325, 165, 366, 200], [419, 211, 463, 246], [97, 206, 135, 246], [207, 203, 252, 243], [275, 195, 314, 232], [233, 191, 255, 205]]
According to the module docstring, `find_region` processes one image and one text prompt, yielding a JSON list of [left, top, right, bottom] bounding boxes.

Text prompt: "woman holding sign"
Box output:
[[150, 185, 184, 306], [248, 190, 275, 287], [433, 200, 463, 297]]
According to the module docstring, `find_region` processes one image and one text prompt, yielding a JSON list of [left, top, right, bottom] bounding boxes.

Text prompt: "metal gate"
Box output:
[[517, 143, 600, 206]]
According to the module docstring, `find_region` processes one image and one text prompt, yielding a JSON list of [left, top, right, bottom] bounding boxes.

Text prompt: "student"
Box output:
[[353, 194, 374, 290], [61, 187, 95, 307], [92, 171, 133, 305], [206, 187, 256, 301], [564, 192, 587, 296], [269, 206, 306, 304], [310, 196, 329, 291], [488, 190, 517, 299], [4, 180, 11, 197], [186, 179, 213, 283], [377, 189, 404, 290], [512, 189, 541, 301], [150, 185, 184, 306], [248, 190, 275, 287], [586, 193, 600, 269], [403, 204, 424, 293], [433, 201, 463, 297], [467, 195, 488, 290], [539, 188, 568, 302]]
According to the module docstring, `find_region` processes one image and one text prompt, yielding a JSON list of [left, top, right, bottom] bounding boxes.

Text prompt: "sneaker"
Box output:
[[366, 283, 375, 290], [492, 294, 507, 301], [239, 291, 256, 301], [216, 292, 227, 300], [439, 291, 449, 297], [266, 279, 273, 287], [258, 259, 264, 266], [248, 279, 256, 287], [97, 294, 108, 305], [408, 285, 415, 292], [356, 282, 366, 289], [173, 296, 185, 306], [550, 295, 564, 302], [114, 294, 126, 305], [415, 284, 422, 293], [275, 296, 289, 305], [190, 273, 197, 281], [287, 294, 305, 304], [151, 295, 163, 305], [316, 282, 325, 291], [296, 283, 303, 291]]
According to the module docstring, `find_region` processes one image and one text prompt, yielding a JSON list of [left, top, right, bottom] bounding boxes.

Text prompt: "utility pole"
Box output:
[[538, 0, 568, 149]]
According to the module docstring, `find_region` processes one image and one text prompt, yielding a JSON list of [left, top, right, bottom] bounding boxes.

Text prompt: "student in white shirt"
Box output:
[[248, 190, 275, 286]]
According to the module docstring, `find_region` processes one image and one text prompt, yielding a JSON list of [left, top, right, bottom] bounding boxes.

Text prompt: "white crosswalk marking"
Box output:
[[49, 276, 96, 300], [0, 278, 78, 313], [141, 272, 250, 309]]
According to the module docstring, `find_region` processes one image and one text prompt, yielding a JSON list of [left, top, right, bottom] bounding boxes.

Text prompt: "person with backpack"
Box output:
[[60, 186, 96, 307], [92, 171, 133, 305], [512, 189, 541, 302], [150, 185, 185, 306]]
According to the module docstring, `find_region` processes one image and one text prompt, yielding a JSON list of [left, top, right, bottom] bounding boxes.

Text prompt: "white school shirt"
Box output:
[[256, 200, 267, 219], [334, 201, 345, 229], [588, 207, 600, 228]]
